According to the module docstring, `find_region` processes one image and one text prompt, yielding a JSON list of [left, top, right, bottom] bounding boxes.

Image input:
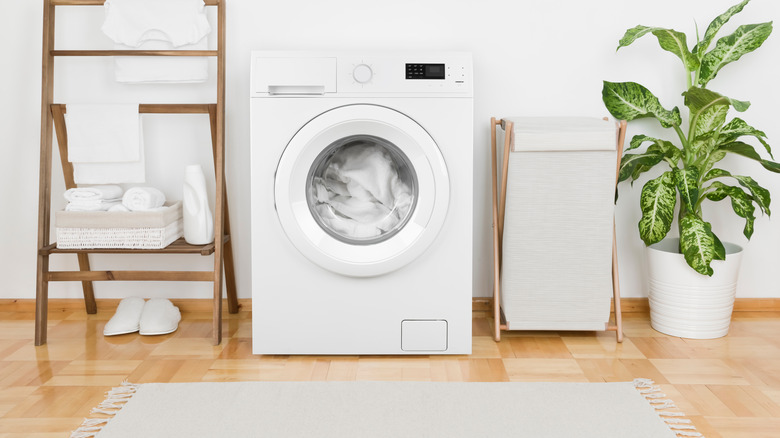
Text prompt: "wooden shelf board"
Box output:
[[52, 0, 220, 6], [40, 236, 230, 256], [51, 50, 218, 57]]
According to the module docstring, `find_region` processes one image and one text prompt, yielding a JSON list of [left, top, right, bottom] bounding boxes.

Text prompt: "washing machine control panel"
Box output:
[[338, 54, 471, 95], [251, 52, 472, 96]]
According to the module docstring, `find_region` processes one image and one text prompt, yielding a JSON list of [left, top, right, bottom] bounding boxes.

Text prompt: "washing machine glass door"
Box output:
[[275, 104, 450, 277]]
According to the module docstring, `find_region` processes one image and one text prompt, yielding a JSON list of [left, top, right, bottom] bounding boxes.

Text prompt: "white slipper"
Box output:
[[104, 297, 146, 336], [139, 298, 181, 335]]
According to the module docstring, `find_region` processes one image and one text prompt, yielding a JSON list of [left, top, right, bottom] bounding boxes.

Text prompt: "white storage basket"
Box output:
[[55, 201, 183, 249]]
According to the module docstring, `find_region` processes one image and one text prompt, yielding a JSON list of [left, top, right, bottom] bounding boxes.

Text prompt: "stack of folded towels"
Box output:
[[64, 185, 123, 211], [64, 186, 167, 212]]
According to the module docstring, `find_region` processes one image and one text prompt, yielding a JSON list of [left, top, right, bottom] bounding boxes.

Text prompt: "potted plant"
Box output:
[[602, 0, 776, 338]]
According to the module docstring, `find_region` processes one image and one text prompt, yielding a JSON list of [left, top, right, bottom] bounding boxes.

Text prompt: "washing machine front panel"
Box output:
[[275, 104, 450, 277]]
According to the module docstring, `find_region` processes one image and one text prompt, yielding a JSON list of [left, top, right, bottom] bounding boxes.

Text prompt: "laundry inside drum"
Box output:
[[307, 135, 418, 245]]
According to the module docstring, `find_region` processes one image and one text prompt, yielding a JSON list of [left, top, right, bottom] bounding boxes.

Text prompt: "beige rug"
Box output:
[[72, 380, 698, 438]]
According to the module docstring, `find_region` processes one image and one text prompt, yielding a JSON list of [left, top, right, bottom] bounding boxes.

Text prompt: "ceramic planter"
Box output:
[[646, 238, 743, 339]]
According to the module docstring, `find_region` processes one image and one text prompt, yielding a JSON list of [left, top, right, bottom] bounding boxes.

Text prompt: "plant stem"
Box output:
[[678, 202, 688, 253]]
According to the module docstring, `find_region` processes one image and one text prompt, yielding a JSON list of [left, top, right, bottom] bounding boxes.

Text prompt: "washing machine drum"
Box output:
[[275, 104, 450, 277]]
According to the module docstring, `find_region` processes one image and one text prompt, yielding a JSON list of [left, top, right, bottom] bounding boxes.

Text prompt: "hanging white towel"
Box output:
[[113, 38, 209, 84], [65, 104, 140, 163], [72, 124, 145, 184], [102, 0, 211, 48], [64, 185, 124, 203], [122, 187, 166, 211]]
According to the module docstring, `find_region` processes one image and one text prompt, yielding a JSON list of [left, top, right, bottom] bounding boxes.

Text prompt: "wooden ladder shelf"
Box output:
[[35, 0, 237, 346]]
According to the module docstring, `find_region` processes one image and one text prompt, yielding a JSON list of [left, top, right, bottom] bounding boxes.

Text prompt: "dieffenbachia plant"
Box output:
[[603, 0, 777, 276]]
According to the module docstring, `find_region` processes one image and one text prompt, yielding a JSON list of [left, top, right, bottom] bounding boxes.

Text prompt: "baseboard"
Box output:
[[476, 297, 780, 314], [2, 297, 779, 314], [0, 298, 251, 314]]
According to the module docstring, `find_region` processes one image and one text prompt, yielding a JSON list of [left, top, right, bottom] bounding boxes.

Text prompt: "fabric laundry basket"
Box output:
[[496, 117, 620, 331], [55, 201, 183, 249]]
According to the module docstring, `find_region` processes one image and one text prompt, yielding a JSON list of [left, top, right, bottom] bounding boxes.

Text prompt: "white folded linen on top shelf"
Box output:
[[113, 38, 209, 84], [102, 0, 211, 48], [64, 185, 124, 203], [102, 0, 212, 84], [122, 187, 166, 211], [65, 104, 140, 163]]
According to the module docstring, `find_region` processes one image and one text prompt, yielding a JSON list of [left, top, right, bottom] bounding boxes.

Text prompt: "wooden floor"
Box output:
[[1, 305, 780, 437]]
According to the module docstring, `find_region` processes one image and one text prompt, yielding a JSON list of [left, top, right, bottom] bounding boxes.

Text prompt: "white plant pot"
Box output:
[[646, 238, 743, 339]]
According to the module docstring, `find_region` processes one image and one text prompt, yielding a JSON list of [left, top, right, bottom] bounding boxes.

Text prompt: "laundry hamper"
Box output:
[[490, 117, 626, 341], [55, 201, 183, 249]]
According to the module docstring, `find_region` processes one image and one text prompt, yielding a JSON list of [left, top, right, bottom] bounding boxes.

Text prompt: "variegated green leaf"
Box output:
[[652, 28, 700, 71], [704, 169, 769, 215], [731, 175, 771, 215], [690, 133, 718, 158], [628, 134, 660, 152], [638, 172, 676, 246], [673, 167, 700, 212], [602, 81, 682, 128], [684, 87, 749, 114], [646, 140, 683, 166], [712, 231, 727, 261], [617, 25, 661, 50], [704, 168, 731, 181], [699, 22, 774, 87], [720, 118, 772, 158], [705, 182, 756, 239], [679, 214, 717, 276], [718, 141, 780, 173], [694, 104, 729, 138], [616, 26, 700, 70], [701, 150, 727, 176], [618, 151, 665, 183], [693, 0, 751, 57]]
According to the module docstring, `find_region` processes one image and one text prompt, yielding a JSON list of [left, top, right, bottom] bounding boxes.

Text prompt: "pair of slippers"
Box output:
[[104, 297, 181, 336]]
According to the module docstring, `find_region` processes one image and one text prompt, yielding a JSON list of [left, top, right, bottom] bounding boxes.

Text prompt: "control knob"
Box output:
[[352, 64, 373, 84]]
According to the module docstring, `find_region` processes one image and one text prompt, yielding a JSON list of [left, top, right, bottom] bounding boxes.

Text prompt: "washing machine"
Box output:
[[250, 51, 473, 355]]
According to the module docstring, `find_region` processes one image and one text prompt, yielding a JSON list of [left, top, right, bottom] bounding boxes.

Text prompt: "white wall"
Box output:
[[2, 0, 778, 301]]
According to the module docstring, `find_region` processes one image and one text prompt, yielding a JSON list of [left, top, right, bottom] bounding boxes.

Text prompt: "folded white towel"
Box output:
[[65, 200, 122, 212], [113, 38, 209, 84], [123, 187, 166, 211], [108, 204, 131, 212], [65, 104, 140, 163], [102, 0, 211, 48], [64, 185, 124, 203]]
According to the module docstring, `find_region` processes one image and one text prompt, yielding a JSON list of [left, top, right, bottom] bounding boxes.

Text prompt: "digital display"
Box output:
[[406, 63, 446, 80]]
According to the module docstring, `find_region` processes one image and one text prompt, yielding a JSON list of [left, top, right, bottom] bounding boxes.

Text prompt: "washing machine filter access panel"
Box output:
[[401, 320, 448, 351], [250, 51, 473, 355]]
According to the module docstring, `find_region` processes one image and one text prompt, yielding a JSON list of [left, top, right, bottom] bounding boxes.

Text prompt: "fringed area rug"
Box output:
[[72, 379, 701, 438]]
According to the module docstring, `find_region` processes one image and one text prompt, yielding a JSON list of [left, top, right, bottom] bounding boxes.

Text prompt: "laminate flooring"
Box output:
[[1, 305, 780, 437]]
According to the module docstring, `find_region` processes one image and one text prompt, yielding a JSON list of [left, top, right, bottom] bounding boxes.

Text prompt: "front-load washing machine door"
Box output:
[[275, 104, 450, 277]]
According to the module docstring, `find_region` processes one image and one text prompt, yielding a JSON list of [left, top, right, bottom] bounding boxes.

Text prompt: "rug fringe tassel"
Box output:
[[70, 381, 139, 438], [633, 379, 704, 438]]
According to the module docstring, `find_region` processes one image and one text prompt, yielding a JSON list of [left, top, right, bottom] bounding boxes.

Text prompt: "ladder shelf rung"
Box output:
[[52, 0, 220, 6], [51, 50, 218, 57]]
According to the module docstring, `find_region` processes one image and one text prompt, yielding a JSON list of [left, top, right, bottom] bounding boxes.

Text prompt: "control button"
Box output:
[[353, 64, 373, 84]]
